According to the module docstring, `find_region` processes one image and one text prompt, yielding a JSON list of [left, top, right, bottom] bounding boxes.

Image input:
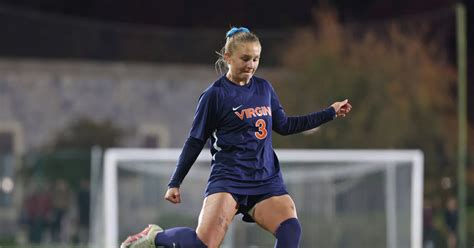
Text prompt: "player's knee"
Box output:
[[196, 229, 223, 248], [197, 233, 221, 248], [204, 241, 219, 248], [275, 218, 301, 248], [197, 215, 231, 247]]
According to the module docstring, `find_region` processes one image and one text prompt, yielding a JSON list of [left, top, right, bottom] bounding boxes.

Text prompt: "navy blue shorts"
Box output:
[[206, 188, 289, 223]]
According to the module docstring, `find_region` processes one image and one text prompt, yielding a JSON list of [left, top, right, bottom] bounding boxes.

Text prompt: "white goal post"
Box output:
[[100, 149, 423, 248]]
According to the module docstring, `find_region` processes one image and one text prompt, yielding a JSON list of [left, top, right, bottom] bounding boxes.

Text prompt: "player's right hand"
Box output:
[[164, 187, 181, 204]]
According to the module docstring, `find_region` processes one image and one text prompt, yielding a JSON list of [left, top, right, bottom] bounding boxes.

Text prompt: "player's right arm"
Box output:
[[165, 87, 219, 204], [166, 136, 206, 204]]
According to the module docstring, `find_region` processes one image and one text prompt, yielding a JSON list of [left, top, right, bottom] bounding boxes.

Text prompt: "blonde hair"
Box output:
[[215, 28, 260, 74]]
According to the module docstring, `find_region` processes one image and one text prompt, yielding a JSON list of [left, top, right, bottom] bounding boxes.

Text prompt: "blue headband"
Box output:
[[226, 27, 250, 38]]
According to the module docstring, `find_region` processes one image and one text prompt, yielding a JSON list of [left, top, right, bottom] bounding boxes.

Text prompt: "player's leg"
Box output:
[[155, 192, 237, 248], [194, 192, 238, 248], [121, 192, 237, 248], [252, 194, 301, 248]]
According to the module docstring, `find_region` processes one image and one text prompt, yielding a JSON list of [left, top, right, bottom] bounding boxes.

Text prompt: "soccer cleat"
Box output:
[[120, 224, 163, 248]]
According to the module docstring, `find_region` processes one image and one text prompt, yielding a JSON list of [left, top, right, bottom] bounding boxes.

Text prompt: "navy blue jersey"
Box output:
[[174, 75, 336, 195]]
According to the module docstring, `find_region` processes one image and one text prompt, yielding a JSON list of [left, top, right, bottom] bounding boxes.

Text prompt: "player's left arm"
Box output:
[[270, 85, 352, 135], [272, 106, 337, 136]]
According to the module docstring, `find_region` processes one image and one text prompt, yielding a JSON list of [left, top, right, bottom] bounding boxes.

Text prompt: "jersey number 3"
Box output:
[[255, 119, 267, 139]]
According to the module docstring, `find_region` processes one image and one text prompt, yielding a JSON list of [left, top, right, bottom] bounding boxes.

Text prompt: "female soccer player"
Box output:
[[121, 27, 352, 248]]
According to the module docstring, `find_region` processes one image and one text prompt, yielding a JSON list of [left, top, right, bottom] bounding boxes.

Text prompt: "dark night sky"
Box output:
[[0, 0, 462, 27], [0, 0, 471, 121]]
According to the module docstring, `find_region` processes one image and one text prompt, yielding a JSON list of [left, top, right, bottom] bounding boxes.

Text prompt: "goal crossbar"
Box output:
[[102, 149, 423, 248]]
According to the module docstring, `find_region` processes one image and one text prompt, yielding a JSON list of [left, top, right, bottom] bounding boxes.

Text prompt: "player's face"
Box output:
[[226, 42, 261, 84]]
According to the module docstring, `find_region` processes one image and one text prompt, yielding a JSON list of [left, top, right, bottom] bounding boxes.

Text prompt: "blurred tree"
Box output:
[[23, 117, 125, 188], [271, 9, 458, 195], [47, 117, 124, 150]]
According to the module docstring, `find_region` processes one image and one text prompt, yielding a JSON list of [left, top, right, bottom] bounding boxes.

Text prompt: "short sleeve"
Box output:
[[189, 88, 219, 141]]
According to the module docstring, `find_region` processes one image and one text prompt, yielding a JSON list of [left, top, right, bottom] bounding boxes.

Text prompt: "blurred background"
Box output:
[[0, 0, 472, 247]]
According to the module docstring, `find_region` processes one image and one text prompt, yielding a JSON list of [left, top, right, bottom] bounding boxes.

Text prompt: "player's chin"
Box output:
[[241, 72, 254, 80]]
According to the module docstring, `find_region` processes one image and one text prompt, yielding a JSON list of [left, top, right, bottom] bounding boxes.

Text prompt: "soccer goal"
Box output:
[[94, 149, 423, 248]]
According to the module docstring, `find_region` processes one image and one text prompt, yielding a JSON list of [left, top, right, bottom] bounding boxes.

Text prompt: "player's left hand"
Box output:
[[331, 99, 352, 118]]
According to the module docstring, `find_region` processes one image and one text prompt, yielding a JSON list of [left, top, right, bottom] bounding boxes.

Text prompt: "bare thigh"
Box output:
[[252, 194, 298, 234], [196, 192, 238, 248]]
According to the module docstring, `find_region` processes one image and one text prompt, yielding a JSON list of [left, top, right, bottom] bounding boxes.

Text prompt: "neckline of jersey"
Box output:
[[222, 75, 253, 90]]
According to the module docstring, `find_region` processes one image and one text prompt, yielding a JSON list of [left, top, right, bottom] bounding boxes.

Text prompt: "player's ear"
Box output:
[[224, 52, 231, 64]]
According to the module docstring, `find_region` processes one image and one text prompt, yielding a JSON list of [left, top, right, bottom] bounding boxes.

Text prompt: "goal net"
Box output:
[[92, 149, 423, 248]]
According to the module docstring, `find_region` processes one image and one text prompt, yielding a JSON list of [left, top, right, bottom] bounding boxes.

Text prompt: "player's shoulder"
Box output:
[[252, 75, 268, 84], [252, 75, 275, 90], [199, 76, 225, 99], [209, 76, 226, 90]]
